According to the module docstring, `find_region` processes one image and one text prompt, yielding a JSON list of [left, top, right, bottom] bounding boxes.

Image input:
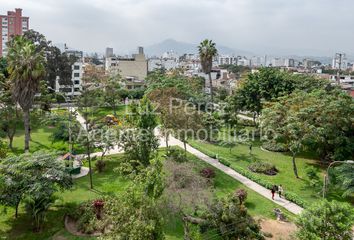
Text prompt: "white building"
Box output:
[[148, 57, 179, 71], [55, 61, 84, 97], [332, 53, 348, 70], [218, 55, 238, 65]]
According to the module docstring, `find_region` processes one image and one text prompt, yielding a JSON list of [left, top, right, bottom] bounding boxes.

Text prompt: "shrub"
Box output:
[[165, 148, 187, 163], [95, 160, 106, 173], [218, 157, 231, 167], [70, 199, 111, 234], [262, 141, 288, 152], [248, 162, 278, 175], [305, 166, 321, 189], [200, 167, 216, 179], [235, 188, 248, 204]]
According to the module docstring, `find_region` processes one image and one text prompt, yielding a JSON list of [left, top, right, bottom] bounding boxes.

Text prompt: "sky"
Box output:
[[1, 0, 353, 56]]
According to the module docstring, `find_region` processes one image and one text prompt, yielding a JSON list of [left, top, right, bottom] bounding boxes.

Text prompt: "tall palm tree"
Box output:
[[7, 36, 46, 152], [198, 39, 218, 106]]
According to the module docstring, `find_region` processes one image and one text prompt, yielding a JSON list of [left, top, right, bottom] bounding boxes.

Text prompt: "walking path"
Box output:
[[73, 109, 303, 215]]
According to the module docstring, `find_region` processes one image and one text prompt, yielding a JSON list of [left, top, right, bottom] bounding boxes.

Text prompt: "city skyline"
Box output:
[[1, 0, 353, 56]]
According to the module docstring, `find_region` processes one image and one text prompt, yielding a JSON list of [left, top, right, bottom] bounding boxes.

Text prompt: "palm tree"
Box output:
[[7, 36, 46, 152], [198, 39, 218, 107]]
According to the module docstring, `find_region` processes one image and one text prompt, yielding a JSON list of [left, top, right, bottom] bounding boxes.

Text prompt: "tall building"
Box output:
[[0, 8, 29, 57], [105, 47, 113, 58], [332, 53, 348, 70]]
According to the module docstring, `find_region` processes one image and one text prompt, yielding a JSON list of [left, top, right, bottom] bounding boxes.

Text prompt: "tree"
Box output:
[[201, 112, 221, 142], [102, 73, 123, 116], [0, 151, 72, 226], [0, 73, 20, 149], [229, 68, 331, 123], [121, 97, 159, 168], [331, 164, 354, 197], [296, 200, 354, 240], [207, 194, 264, 240], [198, 39, 218, 106], [169, 104, 202, 155], [23, 30, 77, 88], [7, 36, 46, 152], [77, 86, 101, 189], [261, 92, 316, 178]]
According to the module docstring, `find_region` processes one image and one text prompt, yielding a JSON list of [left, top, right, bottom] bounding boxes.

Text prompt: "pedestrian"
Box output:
[[249, 144, 252, 154], [271, 185, 277, 200], [278, 184, 283, 198]]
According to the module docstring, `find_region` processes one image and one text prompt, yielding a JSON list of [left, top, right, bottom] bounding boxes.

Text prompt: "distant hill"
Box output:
[[145, 39, 253, 57]]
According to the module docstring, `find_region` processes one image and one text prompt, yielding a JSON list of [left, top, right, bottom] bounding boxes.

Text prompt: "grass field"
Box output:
[[0, 149, 293, 240], [188, 138, 353, 205]]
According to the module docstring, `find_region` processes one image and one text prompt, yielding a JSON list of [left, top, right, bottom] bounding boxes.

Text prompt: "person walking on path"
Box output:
[[278, 184, 284, 198], [249, 144, 252, 154], [271, 185, 277, 200]]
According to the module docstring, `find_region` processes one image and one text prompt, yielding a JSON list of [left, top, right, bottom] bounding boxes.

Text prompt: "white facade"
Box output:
[[332, 53, 348, 70], [218, 55, 238, 65], [148, 57, 179, 71], [55, 62, 83, 97]]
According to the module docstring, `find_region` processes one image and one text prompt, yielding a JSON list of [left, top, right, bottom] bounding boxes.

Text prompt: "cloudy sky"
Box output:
[[1, 0, 353, 56]]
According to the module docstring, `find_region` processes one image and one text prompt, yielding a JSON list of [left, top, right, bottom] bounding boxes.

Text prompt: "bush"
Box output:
[[165, 148, 188, 163], [305, 166, 321, 189], [248, 162, 278, 175], [238, 118, 255, 126], [200, 167, 216, 179], [262, 141, 288, 152], [218, 157, 231, 167], [235, 188, 248, 204], [95, 160, 106, 173], [69, 199, 111, 234]]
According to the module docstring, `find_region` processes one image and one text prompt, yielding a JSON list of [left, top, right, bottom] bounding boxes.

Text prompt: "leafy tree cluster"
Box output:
[[0, 151, 72, 231], [296, 200, 354, 240], [229, 68, 331, 120], [261, 89, 354, 177]]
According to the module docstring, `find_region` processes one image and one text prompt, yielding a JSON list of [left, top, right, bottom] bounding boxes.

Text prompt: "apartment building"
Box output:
[[105, 47, 148, 81], [0, 8, 29, 57]]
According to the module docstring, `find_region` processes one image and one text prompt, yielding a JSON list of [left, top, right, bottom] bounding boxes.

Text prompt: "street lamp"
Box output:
[[322, 160, 354, 198], [48, 86, 73, 162]]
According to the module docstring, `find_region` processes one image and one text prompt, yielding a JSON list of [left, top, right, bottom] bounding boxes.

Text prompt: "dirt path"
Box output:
[[260, 219, 297, 240]]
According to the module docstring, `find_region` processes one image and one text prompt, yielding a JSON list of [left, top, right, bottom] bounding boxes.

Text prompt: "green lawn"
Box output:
[[188, 138, 353, 205], [0, 149, 293, 240], [80, 105, 128, 122]]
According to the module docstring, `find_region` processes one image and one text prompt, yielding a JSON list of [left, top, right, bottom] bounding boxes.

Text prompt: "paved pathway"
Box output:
[[73, 110, 303, 215]]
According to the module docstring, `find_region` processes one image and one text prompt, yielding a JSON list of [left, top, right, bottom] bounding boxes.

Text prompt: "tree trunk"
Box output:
[[15, 201, 20, 218], [183, 139, 187, 157], [23, 110, 30, 152], [165, 133, 169, 149], [85, 109, 94, 189], [208, 72, 213, 110], [292, 152, 299, 178]]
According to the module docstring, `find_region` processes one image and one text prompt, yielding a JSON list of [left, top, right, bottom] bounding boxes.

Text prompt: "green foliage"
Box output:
[[189, 142, 308, 207], [248, 162, 278, 175], [207, 193, 264, 240], [0, 151, 72, 230], [229, 67, 331, 116], [70, 198, 111, 234], [218, 157, 231, 167], [331, 164, 354, 197], [305, 166, 321, 190], [121, 97, 159, 168], [262, 89, 354, 162], [296, 200, 354, 240], [201, 113, 222, 142], [23, 30, 77, 88], [165, 148, 188, 163], [262, 141, 288, 152]]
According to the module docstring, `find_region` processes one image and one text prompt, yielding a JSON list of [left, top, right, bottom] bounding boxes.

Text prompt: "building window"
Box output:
[[74, 88, 80, 92], [74, 65, 80, 70], [74, 80, 80, 85], [74, 73, 80, 77]]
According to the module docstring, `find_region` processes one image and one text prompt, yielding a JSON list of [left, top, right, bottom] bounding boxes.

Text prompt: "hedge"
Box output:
[[188, 141, 308, 208]]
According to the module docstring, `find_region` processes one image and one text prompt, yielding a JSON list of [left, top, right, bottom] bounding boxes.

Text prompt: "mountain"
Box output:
[[145, 39, 252, 57]]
